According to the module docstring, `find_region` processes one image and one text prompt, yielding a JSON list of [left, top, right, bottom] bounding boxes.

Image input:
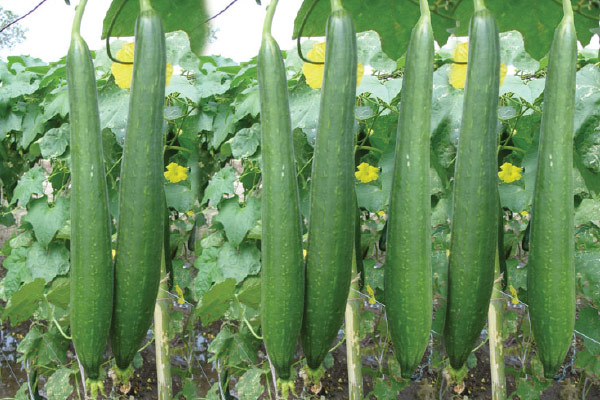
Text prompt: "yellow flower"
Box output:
[[449, 42, 507, 89], [366, 284, 376, 305], [498, 162, 522, 183], [111, 42, 174, 89], [302, 42, 364, 89], [185, 210, 194, 217], [355, 162, 379, 183], [111, 249, 116, 259], [509, 284, 519, 305], [520, 210, 528, 217], [164, 162, 188, 183], [175, 285, 185, 305], [377, 211, 385, 217], [303, 249, 307, 259]]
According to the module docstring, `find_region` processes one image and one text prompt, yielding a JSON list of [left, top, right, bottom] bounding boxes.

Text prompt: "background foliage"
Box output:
[[0, 1, 599, 398]]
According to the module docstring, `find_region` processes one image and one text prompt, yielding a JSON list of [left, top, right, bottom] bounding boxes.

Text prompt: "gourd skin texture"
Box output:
[[258, 33, 304, 380], [67, 33, 113, 381], [528, 11, 576, 379], [301, 7, 357, 370], [443, 6, 500, 370], [110, 8, 166, 370], [385, 10, 434, 379]]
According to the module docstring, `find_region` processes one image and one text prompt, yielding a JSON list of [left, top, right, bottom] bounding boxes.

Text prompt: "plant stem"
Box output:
[[562, 0, 574, 19], [473, 0, 485, 12], [331, 0, 343, 12], [154, 248, 172, 400], [420, 0, 430, 17], [71, 0, 87, 37], [140, 0, 151, 12], [345, 249, 363, 400], [262, 0, 279, 37], [488, 249, 506, 400]]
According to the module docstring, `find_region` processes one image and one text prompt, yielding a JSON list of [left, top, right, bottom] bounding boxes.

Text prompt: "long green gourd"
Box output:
[[258, 0, 304, 393], [385, 0, 434, 379], [110, 0, 166, 374], [443, 0, 500, 370], [67, 0, 113, 394], [528, 0, 576, 379], [301, 0, 357, 371]]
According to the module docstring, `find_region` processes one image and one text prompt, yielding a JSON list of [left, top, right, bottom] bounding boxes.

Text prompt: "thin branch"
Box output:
[[0, 0, 49, 34], [205, 0, 240, 22]]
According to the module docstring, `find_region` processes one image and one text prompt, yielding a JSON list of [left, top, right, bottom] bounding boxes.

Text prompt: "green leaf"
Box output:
[[38, 123, 69, 159], [230, 123, 260, 159], [211, 104, 241, 149], [576, 251, 600, 306], [42, 86, 70, 119], [3, 278, 45, 326], [21, 104, 48, 149], [575, 306, 600, 353], [293, 1, 454, 62], [165, 183, 195, 212], [217, 242, 261, 283], [102, 0, 208, 58], [234, 86, 261, 119], [196, 278, 236, 325], [98, 85, 130, 136], [22, 197, 69, 247], [46, 277, 70, 309], [215, 196, 260, 247], [498, 182, 529, 212], [11, 166, 45, 206], [207, 325, 234, 360], [236, 368, 265, 400], [202, 167, 237, 207], [45, 368, 74, 400], [576, 199, 600, 226], [355, 183, 384, 213], [193, 247, 222, 300], [575, 65, 600, 135], [16, 325, 43, 362], [26, 242, 70, 283], [237, 277, 261, 309]]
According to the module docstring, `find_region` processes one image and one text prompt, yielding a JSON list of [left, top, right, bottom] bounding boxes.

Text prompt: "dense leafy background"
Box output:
[[0, 10, 599, 399], [293, 0, 600, 60]]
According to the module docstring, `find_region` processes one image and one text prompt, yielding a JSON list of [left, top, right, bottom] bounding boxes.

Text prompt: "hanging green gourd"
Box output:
[[443, 0, 500, 370], [301, 0, 357, 372], [385, 0, 434, 379], [67, 0, 113, 395], [258, 0, 305, 395], [528, 0, 577, 379], [110, 0, 167, 378]]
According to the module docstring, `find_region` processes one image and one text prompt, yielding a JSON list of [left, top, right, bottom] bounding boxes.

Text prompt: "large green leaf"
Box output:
[[293, 1, 598, 61], [102, 0, 208, 58]]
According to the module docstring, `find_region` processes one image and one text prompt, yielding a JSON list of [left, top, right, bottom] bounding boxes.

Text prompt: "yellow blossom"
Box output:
[[520, 210, 528, 217], [498, 162, 522, 183], [355, 162, 379, 183], [111, 249, 116, 259], [377, 211, 385, 217], [175, 285, 185, 305], [509, 284, 519, 305], [303, 249, 307, 259], [164, 162, 188, 183], [302, 42, 364, 89], [111, 42, 174, 89], [449, 42, 507, 89], [185, 210, 194, 217], [366, 284, 376, 305]]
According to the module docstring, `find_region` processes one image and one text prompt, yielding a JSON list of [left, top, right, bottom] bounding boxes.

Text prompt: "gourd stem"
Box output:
[[331, 0, 343, 12], [473, 0, 486, 12], [140, 0, 152, 12], [71, 0, 88, 37], [562, 0, 573, 19], [262, 0, 279, 37], [419, 0, 430, 17]]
